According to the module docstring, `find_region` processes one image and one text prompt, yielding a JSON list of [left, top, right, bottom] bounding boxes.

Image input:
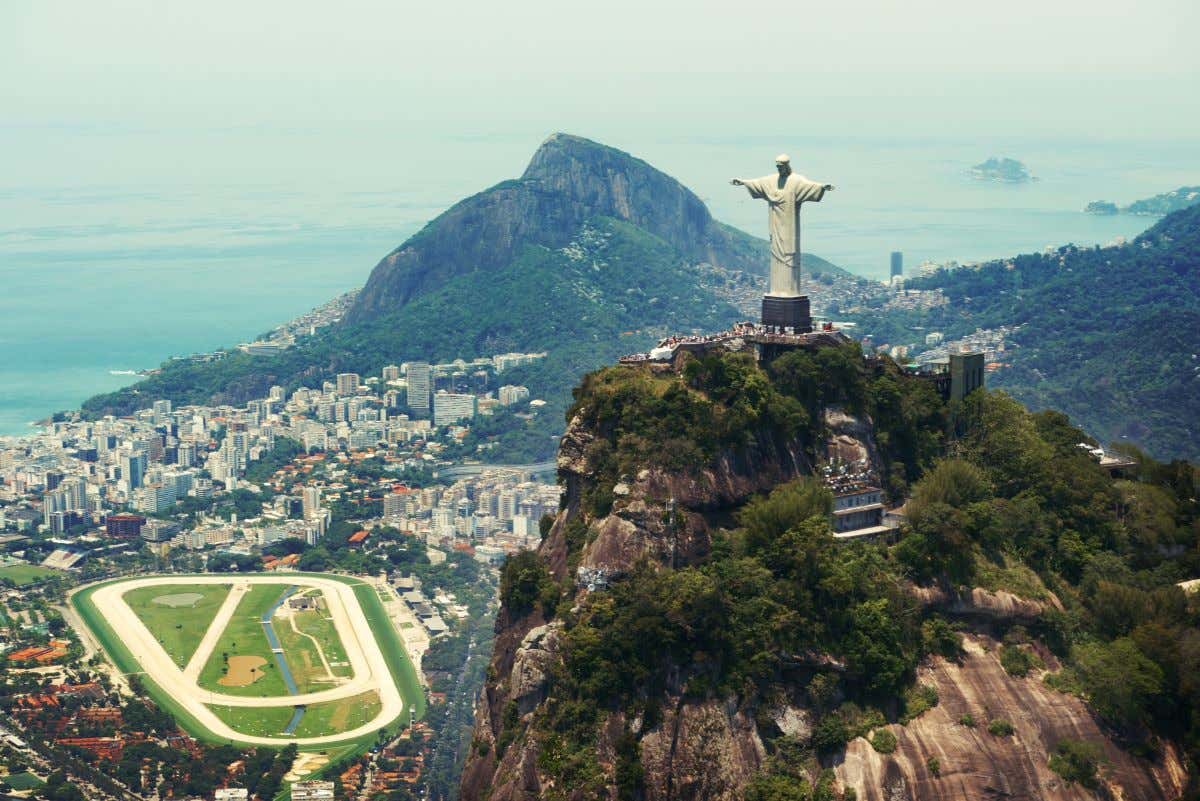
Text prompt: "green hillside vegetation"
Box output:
[[569, 343, 946, 508], [504, 349, 1200, 798], [1125, 186, 1200, 216], [871, 204, 1200, 460]]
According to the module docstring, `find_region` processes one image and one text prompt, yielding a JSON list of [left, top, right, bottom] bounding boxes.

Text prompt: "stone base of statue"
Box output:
[[761, 295, 812, 333]]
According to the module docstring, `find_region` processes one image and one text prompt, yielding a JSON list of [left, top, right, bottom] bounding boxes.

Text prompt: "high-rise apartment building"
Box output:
[[302, 486, 323, 519], [336, 373, 360, 396], [383, 492, 406, 519], [407, 362, 432, 415], [433, 392, 477, 426], [121, 451, 147, 489], [176, 441, 197, 468]]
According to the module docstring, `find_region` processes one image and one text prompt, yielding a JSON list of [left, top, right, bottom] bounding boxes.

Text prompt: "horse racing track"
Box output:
[[71, 573, 422, 749]]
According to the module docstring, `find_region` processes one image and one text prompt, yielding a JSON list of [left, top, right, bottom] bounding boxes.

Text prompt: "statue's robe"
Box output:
[[740, 173, 827, 296]]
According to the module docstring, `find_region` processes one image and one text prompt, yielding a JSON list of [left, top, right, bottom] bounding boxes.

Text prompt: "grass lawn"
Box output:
[[206, 691, 382, 740], [205, 704, 296, 738], [4, 771, 45, 790], [0, 564, 60, 586], [274, 597, 354, 692], [197, 584, 292, 697], [122, 583, 232, 669], [293, 691, 380, 738]]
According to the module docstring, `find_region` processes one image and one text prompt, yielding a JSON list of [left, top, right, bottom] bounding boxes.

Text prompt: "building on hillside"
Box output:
[[335, 373, 360, 396], [433, 392, 477, 427], [831, 485, 886, 538], [497, 385, 530, 406], [949, 350, 985, 403], [214, 790, 249, 801], [904, 349, 985, 403]]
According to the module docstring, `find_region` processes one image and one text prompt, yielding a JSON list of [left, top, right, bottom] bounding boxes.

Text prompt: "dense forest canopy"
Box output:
[[871, 204, 1200, 461]]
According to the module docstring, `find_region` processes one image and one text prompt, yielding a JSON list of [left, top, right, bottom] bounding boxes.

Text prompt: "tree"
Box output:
[[498, 550, 556, 619], [1072, 638, 1163, 727], [1048, 739, 1106, 789], [842, 599, 914, 695]]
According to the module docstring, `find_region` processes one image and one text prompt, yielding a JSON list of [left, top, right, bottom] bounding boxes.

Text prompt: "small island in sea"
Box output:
[[1084, 199, 1119, 215], [971, 156, 1033, 183]]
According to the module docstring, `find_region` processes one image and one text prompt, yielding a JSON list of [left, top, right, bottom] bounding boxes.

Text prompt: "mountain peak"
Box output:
[[348, 134, 761, 322], [521, 132, 659, 183]]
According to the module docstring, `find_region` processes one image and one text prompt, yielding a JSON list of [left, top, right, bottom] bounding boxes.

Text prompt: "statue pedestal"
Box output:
[[761, 295, 812, 333]]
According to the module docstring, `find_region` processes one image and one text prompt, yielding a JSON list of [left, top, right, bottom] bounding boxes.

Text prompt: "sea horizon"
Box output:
[[2, 131, 1197, 437]]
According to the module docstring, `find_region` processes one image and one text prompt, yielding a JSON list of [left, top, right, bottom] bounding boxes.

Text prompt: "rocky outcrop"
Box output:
[[640, 698, 766, 801], [555, 408, 813, 577], [910, 583, 1063, 622], [509, 624, 560, 716], [837, 635, 1187, 801]]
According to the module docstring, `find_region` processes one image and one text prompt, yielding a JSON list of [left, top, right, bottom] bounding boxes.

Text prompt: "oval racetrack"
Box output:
[[81, 574, 405, 746]]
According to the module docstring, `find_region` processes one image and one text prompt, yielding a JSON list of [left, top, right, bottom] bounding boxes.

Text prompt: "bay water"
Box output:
[[2, 131, 1196, 435]]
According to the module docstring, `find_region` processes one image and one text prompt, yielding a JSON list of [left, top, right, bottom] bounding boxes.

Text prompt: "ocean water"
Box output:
[[2, 132, 1197, 436]]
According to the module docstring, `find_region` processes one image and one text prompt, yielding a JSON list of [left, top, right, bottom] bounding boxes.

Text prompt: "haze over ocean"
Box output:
[[1, 130, 1196, 436]]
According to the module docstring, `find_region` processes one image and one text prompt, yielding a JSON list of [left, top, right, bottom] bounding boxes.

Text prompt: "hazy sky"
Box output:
[[2, 0, 1198, 187]]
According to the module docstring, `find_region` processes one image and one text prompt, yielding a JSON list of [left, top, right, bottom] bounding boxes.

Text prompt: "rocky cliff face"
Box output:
[[459, 372, 1189, 801], [461, 403, 819, 801], [347, 133, 764, 323], [839, 635, 1187, 801]]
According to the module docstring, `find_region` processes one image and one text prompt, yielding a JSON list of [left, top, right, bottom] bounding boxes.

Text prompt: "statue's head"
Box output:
[[775, 154, 791, 177]]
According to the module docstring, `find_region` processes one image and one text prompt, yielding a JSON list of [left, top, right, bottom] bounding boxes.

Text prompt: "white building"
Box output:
[[498, 385, 531, 406], [433, 392, 477, 427]]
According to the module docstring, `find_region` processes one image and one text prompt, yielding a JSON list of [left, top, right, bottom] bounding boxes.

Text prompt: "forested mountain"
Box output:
[[1125, 186, 1200, 215], [464, 344, 1199, 801], [882, 204, 1200, 460], [81, 135, 841, 461]]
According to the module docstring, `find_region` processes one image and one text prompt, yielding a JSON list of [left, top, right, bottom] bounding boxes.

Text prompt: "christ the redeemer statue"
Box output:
[[732, 154, 834, 298]]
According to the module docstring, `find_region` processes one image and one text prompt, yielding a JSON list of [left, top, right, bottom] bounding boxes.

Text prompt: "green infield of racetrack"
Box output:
[[71, 573, 425, 755], [121, 583, 233, 669], [197, 584, 294, 697], [207, 690, 383, 740]]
